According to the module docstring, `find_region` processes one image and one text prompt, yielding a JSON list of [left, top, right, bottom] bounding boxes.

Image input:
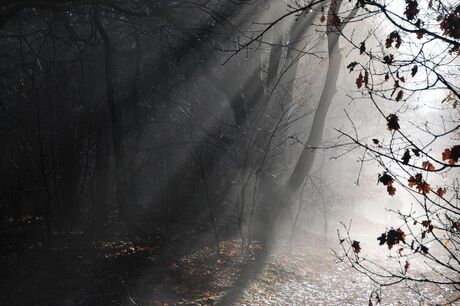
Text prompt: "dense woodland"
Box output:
[[0, 0, 459, 305]]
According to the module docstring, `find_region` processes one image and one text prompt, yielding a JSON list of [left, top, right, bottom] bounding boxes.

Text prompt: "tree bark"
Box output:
[[95, 15, 130, 226], [284, 0, 356, 201]]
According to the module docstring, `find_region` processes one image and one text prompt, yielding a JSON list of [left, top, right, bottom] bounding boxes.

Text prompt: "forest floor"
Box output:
[[0, 222, 457, 305]]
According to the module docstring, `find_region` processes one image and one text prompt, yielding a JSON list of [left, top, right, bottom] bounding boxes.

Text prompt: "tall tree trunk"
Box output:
[[284, 0, 356, 201], [254, 1, 358, 246], [247, 9, 319, 243], [94, 124, 109, 225], [126, 33, 142, 212], [95, 15, 130, 226]]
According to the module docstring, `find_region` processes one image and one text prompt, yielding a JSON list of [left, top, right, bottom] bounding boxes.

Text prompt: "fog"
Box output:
[[1, 0, 459, 305]]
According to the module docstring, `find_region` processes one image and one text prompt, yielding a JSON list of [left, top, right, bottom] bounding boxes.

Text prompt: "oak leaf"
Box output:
[[421, 220, 431, 228], [420, 245, 429, 254], [402, 149, 411, 165], [387, 184, 396, 196], [422, 161, 435, 171], [351, 240, 361, 254], [411, 65, 418, 77], [408, 174, 421, 188], [442, 145, 460, 164], [436, 187, 446, 198], [440, 6, 460, 39], [356, 72, 364, 89], [408, 173, 430, 193], [417, 181, 431, 193], [360, 41, 366, 54], [404, 0, 419, 21], [385, 31, 402, 49], [386, 114, 400, 131], [378, 172, 393, 185], [347, 61, 358, 72], [379, 229, 406, 250], [383, 54, 394, 65]]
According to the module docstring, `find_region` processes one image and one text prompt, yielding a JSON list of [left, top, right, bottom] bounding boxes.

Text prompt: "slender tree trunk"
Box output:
[[95, 15, 130, 226], [197, 151, 220, 256], [284, 0, 356, 201], [254, 1, 359, 246], [94, 125, 109, 225], [126, 33, 142, 211], [246, 9, 318, 244]]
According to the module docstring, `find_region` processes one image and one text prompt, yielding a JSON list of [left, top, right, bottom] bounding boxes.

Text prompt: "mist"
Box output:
[[1, 1, 459, 305]]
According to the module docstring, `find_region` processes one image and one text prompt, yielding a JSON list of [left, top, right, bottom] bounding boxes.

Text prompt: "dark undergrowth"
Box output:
[[0, 220, 264, 306]]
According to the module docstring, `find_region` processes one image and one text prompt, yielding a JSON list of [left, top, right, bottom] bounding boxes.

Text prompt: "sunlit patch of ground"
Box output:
[[134, 234, 457, 305], [1, 224, 457, 305], [236, 240, 458, 306]]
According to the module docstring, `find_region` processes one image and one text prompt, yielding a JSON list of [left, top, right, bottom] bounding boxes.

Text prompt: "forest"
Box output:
[[0, 0, 459, 305]]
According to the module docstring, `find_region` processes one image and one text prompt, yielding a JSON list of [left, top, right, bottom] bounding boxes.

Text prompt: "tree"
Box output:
[[229, 0, 460, 302], [0, 0, 244, 236], [330, 0, 460, 303]]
